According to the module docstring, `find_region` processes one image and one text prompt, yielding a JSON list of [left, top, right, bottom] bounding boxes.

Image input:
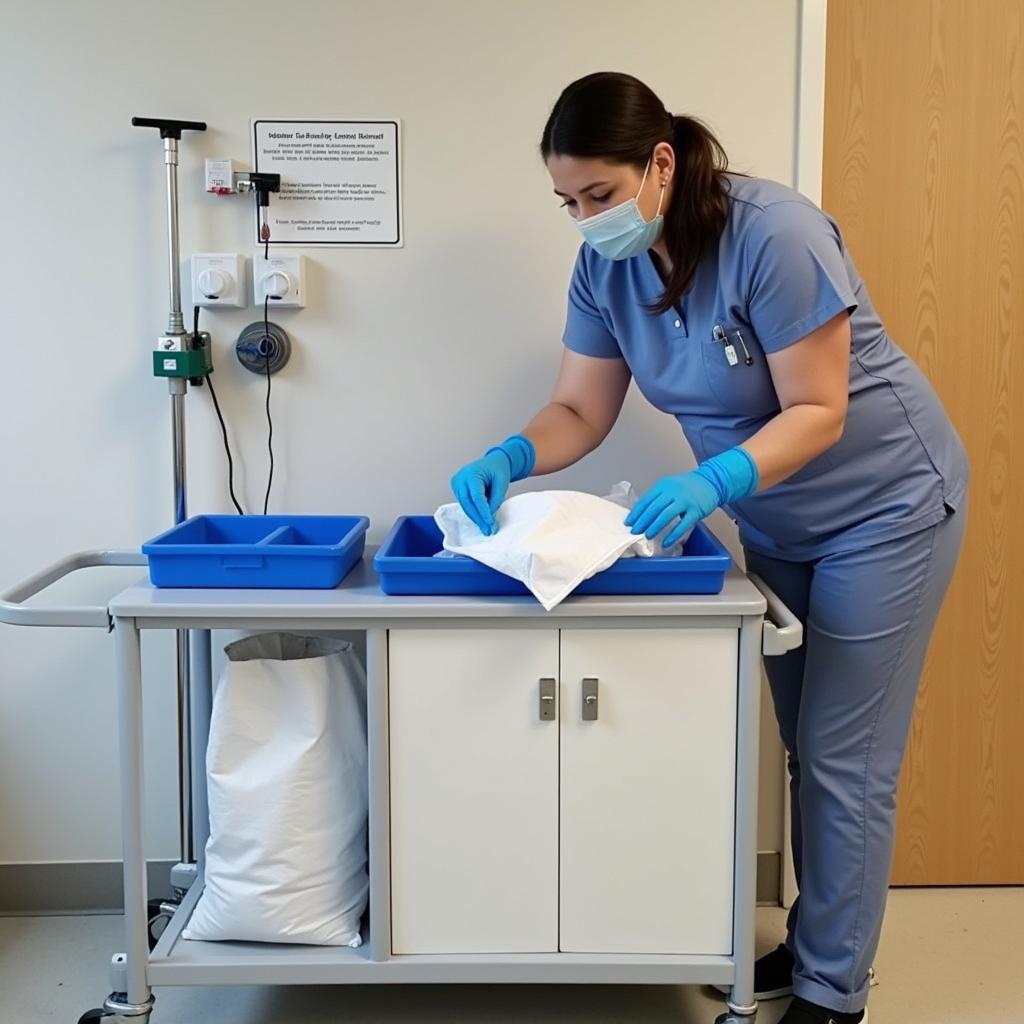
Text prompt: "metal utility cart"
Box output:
[[0, 548, 800, 1024]]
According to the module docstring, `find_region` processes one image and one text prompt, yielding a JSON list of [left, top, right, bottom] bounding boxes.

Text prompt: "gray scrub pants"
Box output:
[[744, 504, 966, 1014]]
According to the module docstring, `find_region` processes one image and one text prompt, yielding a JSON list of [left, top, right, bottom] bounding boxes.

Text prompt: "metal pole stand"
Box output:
[[130, 116, 208, 897]]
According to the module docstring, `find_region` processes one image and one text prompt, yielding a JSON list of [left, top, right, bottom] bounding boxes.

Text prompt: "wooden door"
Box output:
[[823, 0, 1024, 883], [388, 628, 560, 953], [558, 628, 737, 953]]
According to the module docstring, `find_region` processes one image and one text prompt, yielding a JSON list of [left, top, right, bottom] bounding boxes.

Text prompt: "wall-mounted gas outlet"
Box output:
[[191, 253, 246, 308], [236, 320, 291, 375], [253, 254, 305, 309]]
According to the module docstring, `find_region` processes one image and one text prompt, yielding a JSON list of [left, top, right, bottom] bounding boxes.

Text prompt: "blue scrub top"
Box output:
[[563, 174, 968, 561]]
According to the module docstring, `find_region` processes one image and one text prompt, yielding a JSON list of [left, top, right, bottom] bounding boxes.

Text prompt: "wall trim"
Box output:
[[757, 851, 782, 906], [0, 861, 176, 916], [795, 0, 829, 204]]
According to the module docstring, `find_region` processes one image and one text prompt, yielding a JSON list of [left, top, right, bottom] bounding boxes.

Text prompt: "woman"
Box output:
[[450, 72, 967, 1023]]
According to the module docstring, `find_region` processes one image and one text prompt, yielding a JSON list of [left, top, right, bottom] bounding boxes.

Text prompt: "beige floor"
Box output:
[[0, 889, 1019, 1023]]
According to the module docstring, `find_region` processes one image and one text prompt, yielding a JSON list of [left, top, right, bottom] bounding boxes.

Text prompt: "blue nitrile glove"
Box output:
[[450, 434, 536, 537], [625, 447, 759, 549]]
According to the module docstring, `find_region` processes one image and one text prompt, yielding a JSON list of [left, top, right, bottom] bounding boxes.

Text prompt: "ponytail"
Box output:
[[656, 114, 730, 314]]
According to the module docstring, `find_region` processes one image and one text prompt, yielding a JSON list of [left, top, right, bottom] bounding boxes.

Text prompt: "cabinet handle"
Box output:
[[582, 677, 599, 721], [539, 677, 557, 721]]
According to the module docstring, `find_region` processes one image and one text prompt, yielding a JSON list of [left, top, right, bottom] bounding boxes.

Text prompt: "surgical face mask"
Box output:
[[574, 156, 666, 261]]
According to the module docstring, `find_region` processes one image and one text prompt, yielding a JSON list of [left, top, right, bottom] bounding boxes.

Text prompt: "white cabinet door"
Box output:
[[389, 629, 559, 954], [559, 628, 738, 954]]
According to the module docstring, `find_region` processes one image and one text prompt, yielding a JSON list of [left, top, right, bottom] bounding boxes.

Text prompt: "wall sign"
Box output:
[[252, 119, 402, 246]]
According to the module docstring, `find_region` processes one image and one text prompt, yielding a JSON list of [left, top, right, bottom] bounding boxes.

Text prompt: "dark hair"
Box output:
[[540, 72, 730, 315]]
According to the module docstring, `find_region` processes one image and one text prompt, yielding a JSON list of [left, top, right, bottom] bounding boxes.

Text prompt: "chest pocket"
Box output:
[[699, 322, 778, 417], [697, 321, 837, 484]]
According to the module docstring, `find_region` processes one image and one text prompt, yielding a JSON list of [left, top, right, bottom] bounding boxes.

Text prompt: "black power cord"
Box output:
[[194, 306, 245, 515], [262, 293, 275, 516], [257, 186, 276, 514]]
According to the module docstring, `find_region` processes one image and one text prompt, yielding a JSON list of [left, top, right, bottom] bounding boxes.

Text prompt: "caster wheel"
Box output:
[[78, 1011, 112, 1023], [147, 896, 176, 951], [715, 1015, 754, 1024]]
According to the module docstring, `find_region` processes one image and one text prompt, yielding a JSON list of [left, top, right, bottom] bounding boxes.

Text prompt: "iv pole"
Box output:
[[131, 117, 209, 891]]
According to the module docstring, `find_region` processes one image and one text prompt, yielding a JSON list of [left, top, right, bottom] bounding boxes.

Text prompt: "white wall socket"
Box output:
[[191, 253, 246, 308], [253, 254, 306, 309]]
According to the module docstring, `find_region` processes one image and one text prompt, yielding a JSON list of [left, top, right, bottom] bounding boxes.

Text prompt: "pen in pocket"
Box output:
[[712, 324, 754, 367]]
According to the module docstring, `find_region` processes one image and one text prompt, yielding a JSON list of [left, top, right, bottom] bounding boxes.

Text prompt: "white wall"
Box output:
[[0, 0, 797, 865]]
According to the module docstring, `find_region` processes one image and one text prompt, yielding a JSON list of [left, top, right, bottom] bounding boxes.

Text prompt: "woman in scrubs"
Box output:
[[450, 72, 968, 1024]]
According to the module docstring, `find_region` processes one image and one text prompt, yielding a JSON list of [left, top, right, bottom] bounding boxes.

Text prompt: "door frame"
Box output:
[[780, 0, 830, 909]]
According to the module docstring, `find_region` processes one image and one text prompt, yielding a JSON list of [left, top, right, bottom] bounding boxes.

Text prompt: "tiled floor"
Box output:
[[1, 889, 1019, 1023]]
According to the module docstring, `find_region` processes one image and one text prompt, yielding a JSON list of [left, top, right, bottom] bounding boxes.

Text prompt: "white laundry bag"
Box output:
[[183, 633, 369, 946], [434, 484, 688, 611]]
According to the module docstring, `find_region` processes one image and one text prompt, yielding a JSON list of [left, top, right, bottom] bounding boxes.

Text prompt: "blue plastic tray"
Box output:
[[143, 515, 369, 589], [373, 515, 732, 598]]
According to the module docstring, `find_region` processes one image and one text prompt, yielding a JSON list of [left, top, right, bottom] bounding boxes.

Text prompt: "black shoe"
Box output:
[[778, 995, 868, 1024], [714, 942, 794, 1001]]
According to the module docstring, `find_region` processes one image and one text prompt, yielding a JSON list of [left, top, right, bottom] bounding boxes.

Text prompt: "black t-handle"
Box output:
[[131, 117, 207, 139]]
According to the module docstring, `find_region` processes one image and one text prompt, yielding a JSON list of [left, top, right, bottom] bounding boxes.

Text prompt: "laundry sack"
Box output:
[[183, 633, 369, 946], [434, 486, 688, 611]]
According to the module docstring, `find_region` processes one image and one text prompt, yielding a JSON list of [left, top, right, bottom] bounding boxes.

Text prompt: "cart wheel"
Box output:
[[79, 1006, 153, 1024], [714, 1014, 755, 1024], [147, 896, 175, 951]]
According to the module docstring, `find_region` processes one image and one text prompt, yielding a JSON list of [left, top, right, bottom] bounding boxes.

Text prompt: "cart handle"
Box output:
[[0, 550, 147, 629], [748, 573, 803, 656]]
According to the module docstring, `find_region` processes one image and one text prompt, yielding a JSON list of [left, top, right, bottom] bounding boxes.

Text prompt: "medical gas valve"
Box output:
[[191, 254, 246, 308], [253, 254, 306, 308]]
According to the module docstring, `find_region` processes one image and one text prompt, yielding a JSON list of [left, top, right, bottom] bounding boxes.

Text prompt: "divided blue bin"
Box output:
[[373, 515, 732, 598], [143, 515, 370, 589]]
